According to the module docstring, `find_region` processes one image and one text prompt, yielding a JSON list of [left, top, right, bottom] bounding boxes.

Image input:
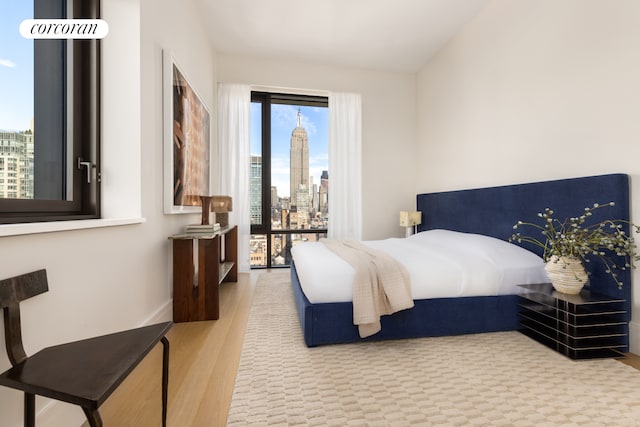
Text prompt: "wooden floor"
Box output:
[[621, 351, 640, 369], [94, 272, 257, 427], [95, 270, 640, 426]]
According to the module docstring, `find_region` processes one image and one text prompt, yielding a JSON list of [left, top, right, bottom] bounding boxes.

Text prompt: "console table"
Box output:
[[169, 225, 238, 322], [518, 283, 628, 360]]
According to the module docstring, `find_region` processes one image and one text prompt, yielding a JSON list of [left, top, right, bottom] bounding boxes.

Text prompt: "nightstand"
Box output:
[[517, 283, 628, 360]]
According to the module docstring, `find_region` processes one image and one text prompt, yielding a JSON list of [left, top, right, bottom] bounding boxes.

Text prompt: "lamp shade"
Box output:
[[210, 195, 232, 212], [399, 211, 422, 227]]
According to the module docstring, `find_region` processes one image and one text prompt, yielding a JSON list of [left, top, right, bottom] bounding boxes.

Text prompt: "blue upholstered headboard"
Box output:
[[416, 174, 632, 306]]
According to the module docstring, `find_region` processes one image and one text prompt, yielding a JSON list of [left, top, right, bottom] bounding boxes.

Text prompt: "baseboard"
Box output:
[[630, 320, 640, 355], [34, 300, 173, 426], [34, 399, 85, 427], [143, 299, 173, 324]]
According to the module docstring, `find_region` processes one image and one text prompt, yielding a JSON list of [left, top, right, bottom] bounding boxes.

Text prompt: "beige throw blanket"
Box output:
[[321, 239, 414, 338]]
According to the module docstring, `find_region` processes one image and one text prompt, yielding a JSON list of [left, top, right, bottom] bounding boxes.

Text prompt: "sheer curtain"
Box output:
[[328, 92, 362, 240], [217, 83, 251, 272]]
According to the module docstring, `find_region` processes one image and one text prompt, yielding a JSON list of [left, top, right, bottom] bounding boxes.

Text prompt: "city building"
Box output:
[[0, 129, 34, 200], [320, 170, 328, 215], [249, 109, 328, 267], [289, 109, 309, 210], [249, 155, 262, 224]]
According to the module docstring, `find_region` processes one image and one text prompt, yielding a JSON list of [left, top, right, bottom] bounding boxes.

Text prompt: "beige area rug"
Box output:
[[227, 271, 640, 426]]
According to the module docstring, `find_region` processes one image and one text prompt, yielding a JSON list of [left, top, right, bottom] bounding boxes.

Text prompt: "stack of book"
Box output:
[[185, 223, 221, 234]]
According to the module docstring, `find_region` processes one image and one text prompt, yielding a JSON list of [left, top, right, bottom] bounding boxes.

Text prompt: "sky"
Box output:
[[0, 1, 34, 131], [1, 2, 329, 191], [251, 103, 328, 199]]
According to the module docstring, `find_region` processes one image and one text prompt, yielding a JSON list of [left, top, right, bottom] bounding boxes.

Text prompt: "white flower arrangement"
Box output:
[[509, 202, 640, 289]]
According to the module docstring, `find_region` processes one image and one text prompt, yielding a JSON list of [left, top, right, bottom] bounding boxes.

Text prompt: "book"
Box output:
[[185, 223, 220, 233]]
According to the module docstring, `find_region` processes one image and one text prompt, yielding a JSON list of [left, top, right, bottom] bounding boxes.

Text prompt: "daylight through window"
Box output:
[[0, 0, 100, 223], [250, 92, 328, 268]]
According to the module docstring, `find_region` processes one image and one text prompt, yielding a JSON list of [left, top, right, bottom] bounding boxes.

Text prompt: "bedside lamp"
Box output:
[[399, 211, 422, 237], [211, 195, 233, 227]]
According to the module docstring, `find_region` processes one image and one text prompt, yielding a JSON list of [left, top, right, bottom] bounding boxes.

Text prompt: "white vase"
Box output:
[[544, 255, 589, 294]]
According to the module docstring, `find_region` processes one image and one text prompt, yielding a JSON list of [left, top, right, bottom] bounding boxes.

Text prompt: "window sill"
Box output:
[[0, 217, 146, 237]]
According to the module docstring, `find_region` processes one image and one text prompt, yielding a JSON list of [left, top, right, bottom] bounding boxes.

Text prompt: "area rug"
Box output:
[[227, 271, 640, 426]]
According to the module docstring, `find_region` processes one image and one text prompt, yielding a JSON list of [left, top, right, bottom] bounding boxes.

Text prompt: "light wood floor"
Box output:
[[93, 271, 257, 427], [95, 270, 640, 426]]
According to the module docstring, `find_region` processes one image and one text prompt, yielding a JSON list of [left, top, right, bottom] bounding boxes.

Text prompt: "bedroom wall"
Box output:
[[0, 0, 215, 425], [415, 0, 640, 352], [217, 54, 418, 240]]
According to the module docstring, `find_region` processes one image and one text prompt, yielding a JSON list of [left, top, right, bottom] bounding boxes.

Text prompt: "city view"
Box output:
[[1, 2, 34, 200], [0, 129, 34, 200], [249, 103, 329, 268], [1, 0, 328, 266]]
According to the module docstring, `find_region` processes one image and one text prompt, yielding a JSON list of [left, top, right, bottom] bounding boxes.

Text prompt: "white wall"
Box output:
[[5, 1, 636, 423], [0, 0, 216, 425], [416, 0, 640, 351], [218, 54, 418, 239]]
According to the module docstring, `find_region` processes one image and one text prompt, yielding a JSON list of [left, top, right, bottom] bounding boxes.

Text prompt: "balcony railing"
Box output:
[[250, 229, 327, 268]]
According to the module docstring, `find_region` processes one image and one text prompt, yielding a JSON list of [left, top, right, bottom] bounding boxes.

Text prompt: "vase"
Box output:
[[544, 255, 589, 294]]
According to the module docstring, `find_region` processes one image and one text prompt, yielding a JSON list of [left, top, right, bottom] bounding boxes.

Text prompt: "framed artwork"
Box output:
[[163, 49, 211, 214]]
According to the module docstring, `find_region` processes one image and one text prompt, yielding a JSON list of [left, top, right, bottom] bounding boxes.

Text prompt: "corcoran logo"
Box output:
[[19, 19, 109, 39]]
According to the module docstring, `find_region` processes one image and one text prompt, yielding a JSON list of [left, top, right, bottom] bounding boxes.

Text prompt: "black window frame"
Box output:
[[0, 0, 101, 224], [250, 91, 328, 269]]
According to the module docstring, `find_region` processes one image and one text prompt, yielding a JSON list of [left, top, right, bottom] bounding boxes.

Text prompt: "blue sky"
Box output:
[[251, 103, 328, 199], [2, 2, 329, 191], [0, 2, 33, 131]]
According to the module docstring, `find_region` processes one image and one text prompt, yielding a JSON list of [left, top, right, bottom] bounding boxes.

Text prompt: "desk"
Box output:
[[169, 225, 238, 322]]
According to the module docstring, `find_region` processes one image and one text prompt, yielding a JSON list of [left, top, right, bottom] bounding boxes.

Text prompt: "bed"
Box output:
[[290, 173, 632, 348]]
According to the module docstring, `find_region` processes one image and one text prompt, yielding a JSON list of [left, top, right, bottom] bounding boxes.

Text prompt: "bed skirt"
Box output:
[[291, 261, 520, 347]]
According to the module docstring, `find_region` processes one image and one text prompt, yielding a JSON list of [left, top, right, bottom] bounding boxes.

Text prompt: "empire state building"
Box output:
[[290, 109, 309, 209]]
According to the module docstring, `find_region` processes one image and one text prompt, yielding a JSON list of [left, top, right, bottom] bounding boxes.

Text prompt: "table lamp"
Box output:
[[399, 211, 422, 237], [211, 195, 233, 227]]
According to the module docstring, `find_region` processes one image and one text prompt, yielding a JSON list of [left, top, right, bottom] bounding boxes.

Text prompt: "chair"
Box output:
[[0, 269, 172, 427]]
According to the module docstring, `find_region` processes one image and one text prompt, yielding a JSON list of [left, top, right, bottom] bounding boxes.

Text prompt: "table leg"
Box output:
[[161, 336, 170, 427], [24, 393, 35, 427], [82, 407, 103, 427]]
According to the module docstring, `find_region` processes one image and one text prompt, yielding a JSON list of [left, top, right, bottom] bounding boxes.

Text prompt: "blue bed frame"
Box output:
[[292, 173, 632, 348]]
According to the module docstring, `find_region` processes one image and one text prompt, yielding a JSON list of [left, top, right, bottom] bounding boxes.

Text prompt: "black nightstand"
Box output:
[[518, 283, 628, 360]]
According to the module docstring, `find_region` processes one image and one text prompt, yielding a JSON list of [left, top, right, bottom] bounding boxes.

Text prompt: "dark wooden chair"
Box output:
[[0, 269, 172, 427]]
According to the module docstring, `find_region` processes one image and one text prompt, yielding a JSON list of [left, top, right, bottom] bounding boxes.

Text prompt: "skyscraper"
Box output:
[[320, 170, 328, 215], [289, 109, 309, 208], [0, 130, 34, 200], [249, 155, 262, 224]]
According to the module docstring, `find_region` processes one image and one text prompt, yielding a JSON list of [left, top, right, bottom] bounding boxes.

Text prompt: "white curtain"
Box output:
[[328, 92, 362, 240], [217, 84, 251, 272]]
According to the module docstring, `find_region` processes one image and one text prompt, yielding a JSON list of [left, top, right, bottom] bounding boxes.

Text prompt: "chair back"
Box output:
[[0, 269, 48, 366]]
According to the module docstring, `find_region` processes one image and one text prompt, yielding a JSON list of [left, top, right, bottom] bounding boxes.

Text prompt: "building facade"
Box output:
[[289, 109, 309, 209], [0, 130, 34, 200], [250, 155, 262, 225]]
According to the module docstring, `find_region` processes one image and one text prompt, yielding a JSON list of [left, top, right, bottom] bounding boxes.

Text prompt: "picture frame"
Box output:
[[163, 49, 211, 214]]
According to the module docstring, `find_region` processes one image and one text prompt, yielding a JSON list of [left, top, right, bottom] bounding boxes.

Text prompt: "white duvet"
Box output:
[[290, 229, 549, 304]]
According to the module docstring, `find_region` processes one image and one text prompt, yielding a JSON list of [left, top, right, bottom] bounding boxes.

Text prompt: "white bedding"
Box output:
[[290, 229, 548, 304]]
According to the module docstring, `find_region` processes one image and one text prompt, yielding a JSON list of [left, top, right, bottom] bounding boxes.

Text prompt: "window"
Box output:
[[0, 0, 100, 223], [250, 92, 329, 268]]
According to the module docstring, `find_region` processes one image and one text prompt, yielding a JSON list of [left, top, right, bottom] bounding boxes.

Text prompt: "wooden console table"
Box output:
[[169, 225, 238, 322]]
